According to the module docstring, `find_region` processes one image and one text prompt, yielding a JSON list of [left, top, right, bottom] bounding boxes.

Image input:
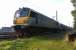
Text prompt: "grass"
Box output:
[[0, 35, 75, 50]]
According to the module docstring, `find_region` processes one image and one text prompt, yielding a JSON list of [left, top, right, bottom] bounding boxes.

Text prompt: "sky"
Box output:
[[0, 0, 74, 28]]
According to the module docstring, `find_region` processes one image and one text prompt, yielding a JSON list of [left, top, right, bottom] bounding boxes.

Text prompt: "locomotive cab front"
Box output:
[[14, 8, 31, 25]]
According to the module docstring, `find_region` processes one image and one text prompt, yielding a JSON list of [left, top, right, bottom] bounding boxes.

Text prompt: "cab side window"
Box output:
[[30, 11, 38, 24], [30, 11, 37, 17]]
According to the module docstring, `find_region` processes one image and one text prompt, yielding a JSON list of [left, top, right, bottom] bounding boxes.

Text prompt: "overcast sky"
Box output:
[[0, 0, 74, 28]]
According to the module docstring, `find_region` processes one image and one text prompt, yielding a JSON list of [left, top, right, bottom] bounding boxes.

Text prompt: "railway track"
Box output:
[[0, 32, 16, 39]]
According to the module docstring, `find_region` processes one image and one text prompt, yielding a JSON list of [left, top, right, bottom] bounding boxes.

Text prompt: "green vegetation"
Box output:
[[0, 36, 75, 50], [71, 0, 76, 29]]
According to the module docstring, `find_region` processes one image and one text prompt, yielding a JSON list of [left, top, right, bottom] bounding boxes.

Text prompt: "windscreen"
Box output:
[[15, 8, 30, 18]]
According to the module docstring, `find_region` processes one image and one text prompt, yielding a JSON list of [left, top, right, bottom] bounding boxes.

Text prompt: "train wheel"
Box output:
[[15, 30, 23, 38], [23, 29, 32, 38]]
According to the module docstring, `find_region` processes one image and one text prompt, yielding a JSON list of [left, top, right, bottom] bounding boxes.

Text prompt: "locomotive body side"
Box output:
[[13, 7, 64, 37]]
